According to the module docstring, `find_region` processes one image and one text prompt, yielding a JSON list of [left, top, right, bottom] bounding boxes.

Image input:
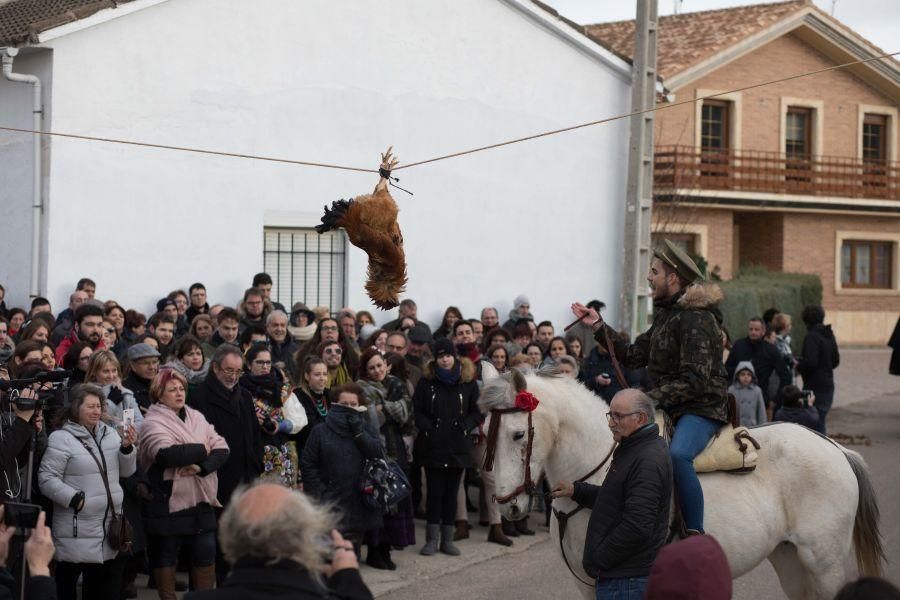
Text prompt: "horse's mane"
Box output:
[[478, 365, 603, 414]]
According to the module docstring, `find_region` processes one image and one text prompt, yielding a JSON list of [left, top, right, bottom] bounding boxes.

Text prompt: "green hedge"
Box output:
[[718, 267, 823, 354]]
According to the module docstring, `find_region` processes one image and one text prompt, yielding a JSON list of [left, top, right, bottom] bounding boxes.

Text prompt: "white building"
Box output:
[[0, 0, 632, 329]]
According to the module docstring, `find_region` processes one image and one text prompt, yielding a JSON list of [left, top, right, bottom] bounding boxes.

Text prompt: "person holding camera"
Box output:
[[183, 483, 373, 600], [38, 383, 137, 600], [0, 505, 57, 600], [773, 385, 818, 429], [1, 361, 50, 505]]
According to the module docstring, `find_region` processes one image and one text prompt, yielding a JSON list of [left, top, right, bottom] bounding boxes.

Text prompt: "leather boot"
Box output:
[[152, 567, 177, 600], [366, 544, 391, 570], [382, 544, 397, 570], [501, 517, 520, 537], [453, 520, 470, 541], [191, 564, 216, 591], [420, 524, 440, 556], [515, 516, 536, 536], [487, 523, 513, 547], [440, 525, 461, 556]]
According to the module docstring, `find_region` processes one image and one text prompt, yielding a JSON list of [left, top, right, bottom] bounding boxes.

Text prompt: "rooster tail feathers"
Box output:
[[315, 199, 355, 234], [366, 262, 407, 310]]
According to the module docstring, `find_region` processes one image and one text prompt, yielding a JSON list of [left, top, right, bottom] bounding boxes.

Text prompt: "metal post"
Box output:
[[621, 0, 658, 338]]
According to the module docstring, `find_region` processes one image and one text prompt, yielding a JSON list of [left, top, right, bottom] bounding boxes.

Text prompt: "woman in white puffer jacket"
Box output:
[[38, 383, 137, 600]]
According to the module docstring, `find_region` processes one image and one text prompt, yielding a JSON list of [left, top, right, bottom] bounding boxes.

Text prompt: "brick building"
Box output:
[[587, 0, 900, 345]]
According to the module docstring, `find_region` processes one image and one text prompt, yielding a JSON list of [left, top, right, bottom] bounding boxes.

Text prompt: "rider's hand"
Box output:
[[551, 481, 575, 498], [571, 303, 600, 327]]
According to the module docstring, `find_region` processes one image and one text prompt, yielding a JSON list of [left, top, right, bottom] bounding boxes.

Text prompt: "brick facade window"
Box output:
[[786, 107, 813, 183], [841, 240, 893, 288], [701, 101, 730, 151]]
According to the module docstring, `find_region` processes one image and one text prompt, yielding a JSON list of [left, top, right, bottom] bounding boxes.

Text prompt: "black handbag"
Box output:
[[360, 456, 411, 510], [71, 432, 134, 553]]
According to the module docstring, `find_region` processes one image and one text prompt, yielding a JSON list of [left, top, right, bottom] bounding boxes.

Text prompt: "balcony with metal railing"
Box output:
[[654, 145, 900, 201]]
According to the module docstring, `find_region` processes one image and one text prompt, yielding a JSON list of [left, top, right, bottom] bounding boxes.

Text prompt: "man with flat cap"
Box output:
[[571, 239, 728, 536]]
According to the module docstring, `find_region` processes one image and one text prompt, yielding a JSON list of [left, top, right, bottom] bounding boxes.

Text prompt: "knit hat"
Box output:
[[645, 535, 731, 600], [408, 325, 432, 345], [156, 297, 176, 312], [433, 338, 457, 358], [513, 294, 530, 310]]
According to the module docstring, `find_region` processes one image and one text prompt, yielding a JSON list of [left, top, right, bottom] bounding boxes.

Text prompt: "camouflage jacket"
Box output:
[[597, 284, 729, 424]]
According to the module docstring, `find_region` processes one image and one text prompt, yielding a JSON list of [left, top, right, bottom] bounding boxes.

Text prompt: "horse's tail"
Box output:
[[842, 448, 885, 577]]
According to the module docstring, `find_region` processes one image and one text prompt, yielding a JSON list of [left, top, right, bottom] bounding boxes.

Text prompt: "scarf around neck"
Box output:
[[436, 362, 461, 385]]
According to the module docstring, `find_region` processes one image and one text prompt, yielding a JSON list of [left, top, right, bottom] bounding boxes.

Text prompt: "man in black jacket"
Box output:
[[553, 389, 672, 599], [188, 344, 263, 584], [725, 317, 791, 408]]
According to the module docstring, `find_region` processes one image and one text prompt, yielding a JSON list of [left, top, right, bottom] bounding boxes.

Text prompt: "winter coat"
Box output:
[[797, 324, 840, 397], [300, 404, 383, 533], [602, 284, 729, 424], [726, 337, 791, 406], [269, 336, 300, 380], [186, 303, 210, 323], [727, 361, 767, 427], [38, 420, 137, 563], [183, 558, 373, 600], [101, 383, 144, 430], [774, 405, 819, 429], [141, 406, 229, 537], [188, 375, 263, 506], [122, 373, 153, 413], [295, 387, 330, 458], [357, 375, 413, 468], [0, 409, 47, 503], [54, 329, 104, 367], [572, 423, 672, 579], [889, 316, 900, 376], [578, 347, 640, 402], [412, 358, 482, 469]]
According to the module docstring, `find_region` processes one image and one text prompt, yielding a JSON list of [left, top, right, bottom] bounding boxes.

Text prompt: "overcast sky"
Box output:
[[542, 0, 899, 54]]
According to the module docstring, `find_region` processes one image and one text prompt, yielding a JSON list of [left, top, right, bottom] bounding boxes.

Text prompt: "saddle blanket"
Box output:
[[655, 410, 760, 473]]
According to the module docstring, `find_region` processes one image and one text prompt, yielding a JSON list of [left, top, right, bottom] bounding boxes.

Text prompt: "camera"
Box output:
[[3, 502, 41, 530]]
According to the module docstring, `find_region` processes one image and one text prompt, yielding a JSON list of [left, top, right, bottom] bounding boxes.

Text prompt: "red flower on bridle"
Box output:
[[514, 391, 540, 412]]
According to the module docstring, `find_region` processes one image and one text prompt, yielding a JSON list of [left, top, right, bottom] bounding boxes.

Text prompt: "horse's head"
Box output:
[[479, 365, 559, 521]]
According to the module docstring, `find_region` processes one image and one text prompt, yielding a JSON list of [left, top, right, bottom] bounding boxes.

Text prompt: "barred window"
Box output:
[[263, 228, 347, 312]]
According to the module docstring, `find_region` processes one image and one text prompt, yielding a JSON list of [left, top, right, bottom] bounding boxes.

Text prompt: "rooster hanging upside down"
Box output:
[[315, 147, 408, 310]]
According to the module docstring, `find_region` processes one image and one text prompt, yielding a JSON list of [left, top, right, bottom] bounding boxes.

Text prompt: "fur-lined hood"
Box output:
[[677, 283, 724, 310], [422, 357, 477, 384]]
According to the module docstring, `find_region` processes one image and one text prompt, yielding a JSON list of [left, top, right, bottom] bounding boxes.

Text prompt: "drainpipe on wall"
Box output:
[[2, 47, 43, 299]]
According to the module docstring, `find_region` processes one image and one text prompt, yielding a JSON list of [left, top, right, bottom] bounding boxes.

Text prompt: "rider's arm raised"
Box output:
[[594, 324, 652, 370]]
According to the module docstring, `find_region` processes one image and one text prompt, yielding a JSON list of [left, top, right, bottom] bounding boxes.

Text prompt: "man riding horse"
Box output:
[[571, 239, 729, 535]]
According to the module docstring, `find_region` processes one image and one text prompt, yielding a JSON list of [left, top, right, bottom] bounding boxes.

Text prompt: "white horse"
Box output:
[[478, 366, 884, 600]]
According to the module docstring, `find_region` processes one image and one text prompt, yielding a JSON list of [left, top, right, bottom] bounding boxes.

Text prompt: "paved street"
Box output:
[[373, 348, 900, 599]]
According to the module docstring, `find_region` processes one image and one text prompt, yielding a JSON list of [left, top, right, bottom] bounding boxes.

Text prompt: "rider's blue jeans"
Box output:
[[595, 576, 647, 600], [670, 414, 719, 532]]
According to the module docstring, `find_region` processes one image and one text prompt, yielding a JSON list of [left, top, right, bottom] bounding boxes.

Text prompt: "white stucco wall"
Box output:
[[7, 0, 631, 330]]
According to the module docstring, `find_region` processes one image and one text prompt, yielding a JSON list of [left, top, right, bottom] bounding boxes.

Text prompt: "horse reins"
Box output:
[[483, 406, 540, 504], [482, 322, 627, 586]]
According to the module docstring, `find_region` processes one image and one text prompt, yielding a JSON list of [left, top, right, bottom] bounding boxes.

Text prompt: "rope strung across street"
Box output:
[[0, 52, 897, 174]]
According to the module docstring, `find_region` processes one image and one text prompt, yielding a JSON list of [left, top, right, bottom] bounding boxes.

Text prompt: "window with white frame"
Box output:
[[262, 228, 347, 312]]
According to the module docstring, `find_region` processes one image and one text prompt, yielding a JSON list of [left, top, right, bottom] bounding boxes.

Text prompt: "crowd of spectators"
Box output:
[[0, 275, 842, 599]]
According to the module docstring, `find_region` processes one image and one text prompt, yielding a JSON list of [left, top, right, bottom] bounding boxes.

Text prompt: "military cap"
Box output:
[[653, 239, 705, 284]]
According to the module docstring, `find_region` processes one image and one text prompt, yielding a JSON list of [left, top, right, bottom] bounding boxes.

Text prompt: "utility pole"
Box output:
[[621, 0, 658, 339]]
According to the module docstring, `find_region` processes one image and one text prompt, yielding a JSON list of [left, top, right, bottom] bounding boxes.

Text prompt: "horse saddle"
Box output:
[[655, 410, 760, 473]]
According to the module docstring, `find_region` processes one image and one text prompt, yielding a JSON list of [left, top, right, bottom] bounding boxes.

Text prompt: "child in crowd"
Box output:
[[727, 361, 766, 427], [774, 385, 819, 429]]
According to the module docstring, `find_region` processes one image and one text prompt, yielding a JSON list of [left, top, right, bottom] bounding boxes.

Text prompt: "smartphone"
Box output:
[[122, 408, 135, 429], [4, 502, 41, 529]]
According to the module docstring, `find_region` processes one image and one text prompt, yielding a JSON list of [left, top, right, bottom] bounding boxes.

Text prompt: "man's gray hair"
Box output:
[[481, 306, 498, 318], [220, 484, 336, 573], [630, 391, 655, 423], [211, 344, 242, 367], [266, 310, 289, 325]]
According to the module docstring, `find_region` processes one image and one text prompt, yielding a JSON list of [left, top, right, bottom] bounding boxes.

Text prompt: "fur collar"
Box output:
[[422, 357, 477, 384], [677, 283, 724, 310]]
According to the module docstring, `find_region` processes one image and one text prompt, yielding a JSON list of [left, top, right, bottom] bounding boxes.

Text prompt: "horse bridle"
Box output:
[[482, 406, 539, 505]]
